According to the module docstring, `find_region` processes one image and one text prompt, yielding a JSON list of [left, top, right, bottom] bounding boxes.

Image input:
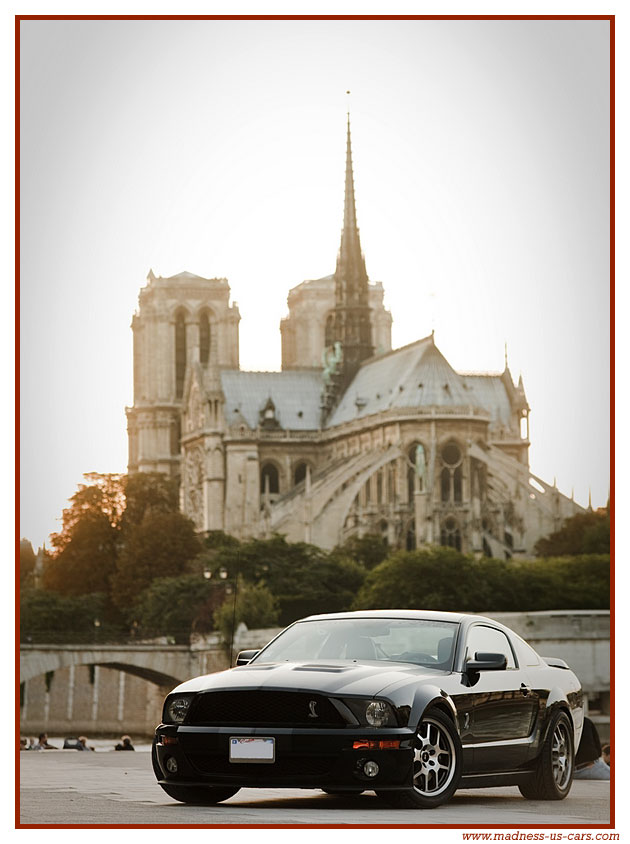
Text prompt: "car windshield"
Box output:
[[255, 618, 459, 669]]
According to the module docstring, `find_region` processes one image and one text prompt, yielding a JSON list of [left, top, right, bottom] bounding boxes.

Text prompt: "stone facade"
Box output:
[[126, 120, 583, 554]]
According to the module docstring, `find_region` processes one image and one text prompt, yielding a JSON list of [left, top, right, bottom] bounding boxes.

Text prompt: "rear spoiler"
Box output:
[[543, 657, 570, 670]]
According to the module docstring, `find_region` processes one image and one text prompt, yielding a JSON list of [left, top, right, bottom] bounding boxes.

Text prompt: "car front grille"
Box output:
[[187, 690, 347, 727]]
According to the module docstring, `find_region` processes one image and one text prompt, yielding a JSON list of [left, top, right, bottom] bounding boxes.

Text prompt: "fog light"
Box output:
[[165, 756, 178, 774], [363, 760, 379, 778]]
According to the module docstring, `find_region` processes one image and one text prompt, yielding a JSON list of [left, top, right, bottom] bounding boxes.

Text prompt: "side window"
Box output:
[[513, 635, 541, 667], [465, 625, 516, 669]]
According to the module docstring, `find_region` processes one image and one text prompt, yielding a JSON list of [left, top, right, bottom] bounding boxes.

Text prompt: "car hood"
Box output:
[[172, 660, 446, 699]]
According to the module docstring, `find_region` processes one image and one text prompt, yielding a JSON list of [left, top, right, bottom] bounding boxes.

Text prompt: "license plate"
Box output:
[[229, 737, 275, 763]]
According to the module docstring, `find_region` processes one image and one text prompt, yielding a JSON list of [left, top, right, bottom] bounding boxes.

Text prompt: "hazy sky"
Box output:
[[19, 18, 611, 549]]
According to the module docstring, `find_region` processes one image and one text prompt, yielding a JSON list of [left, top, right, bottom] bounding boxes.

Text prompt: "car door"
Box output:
[[463, 624, 539, 773]]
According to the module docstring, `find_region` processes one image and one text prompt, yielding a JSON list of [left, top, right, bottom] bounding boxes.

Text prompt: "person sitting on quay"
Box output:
[[574, 717, 610, 780], [34, 733, 57, 750], [77, 736, 95, 751], [114, 735, 135, 751]]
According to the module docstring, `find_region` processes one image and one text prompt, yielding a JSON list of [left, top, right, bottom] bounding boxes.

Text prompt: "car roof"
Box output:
[[299, 609, 493, 624]]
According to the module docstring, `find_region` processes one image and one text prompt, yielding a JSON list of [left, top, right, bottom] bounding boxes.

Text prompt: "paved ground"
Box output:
[[19, 750, 611, 827]]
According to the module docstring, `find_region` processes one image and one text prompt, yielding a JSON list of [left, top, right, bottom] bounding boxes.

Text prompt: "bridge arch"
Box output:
[[20, 645, 196, 688]]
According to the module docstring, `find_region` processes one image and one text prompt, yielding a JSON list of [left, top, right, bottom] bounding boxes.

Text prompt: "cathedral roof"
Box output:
[[458, 373, 514, 428], [219, 337, 517, 433], [325, 335, 512, 428], [220, 370, 322, 431]]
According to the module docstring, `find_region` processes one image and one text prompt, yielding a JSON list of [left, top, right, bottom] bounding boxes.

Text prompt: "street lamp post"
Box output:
[[207, 563, 240, 666], [219, 567, 239, 667]]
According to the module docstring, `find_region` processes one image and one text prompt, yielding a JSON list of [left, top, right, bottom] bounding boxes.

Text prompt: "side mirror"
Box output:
[[235, 649, 259, 666], [466, 652, 508, 675]]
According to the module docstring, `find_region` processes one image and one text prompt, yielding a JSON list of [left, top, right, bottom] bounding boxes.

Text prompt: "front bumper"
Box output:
[[154, 724, 415, 791]]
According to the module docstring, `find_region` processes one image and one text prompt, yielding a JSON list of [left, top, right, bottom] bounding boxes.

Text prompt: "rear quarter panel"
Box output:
[[525, 664, 584, 753]]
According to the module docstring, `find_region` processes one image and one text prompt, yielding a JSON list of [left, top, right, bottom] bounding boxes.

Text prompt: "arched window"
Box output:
[[441, 467, 450, 502], [199, 310, 211, 365], [442, 441, 461, 467], [293, 461, 308, 487], [175, 311, 187, 399], [440, 516, 461, 552], [260, 463, 279, 496], [454, 466, 463, 502], [440, 440, 464, 504]]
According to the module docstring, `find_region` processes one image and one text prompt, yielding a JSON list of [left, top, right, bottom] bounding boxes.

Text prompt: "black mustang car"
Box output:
[[152, 610, 584, 808]]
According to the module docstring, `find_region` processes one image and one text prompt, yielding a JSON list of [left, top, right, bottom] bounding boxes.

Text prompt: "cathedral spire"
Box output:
[[339, 112, 362, 261], [322, 111, 374, 418]]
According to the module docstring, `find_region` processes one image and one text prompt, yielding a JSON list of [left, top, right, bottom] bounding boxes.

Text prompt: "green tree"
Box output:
[[510, 556, 609, 610], [209, 535, 366, 626], [333, 533, 389, 569], [49, 473, 126, 555], [43, 473, 126, 597], [120, 472, 180, 530], [111, 510, 201, 614], [354, 546, 491, 612], [354, 547, 610, 613], [213, 580, 280, 643], [20, 539, 37, 588], [534, 509, 610, 556], [43, 509, 119, 596], [42, 472, 190, 608], [134, 574, 226, 643], [20, 589, 119, 643], [202, 531, 241, 551]]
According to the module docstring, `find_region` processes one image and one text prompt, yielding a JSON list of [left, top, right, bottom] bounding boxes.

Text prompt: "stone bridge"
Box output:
[[20, 643, 202, 689], [20, 627, 282, 688]]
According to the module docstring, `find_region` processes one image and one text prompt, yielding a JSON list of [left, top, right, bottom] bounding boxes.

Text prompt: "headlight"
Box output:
[[343, 698, 398, 727], [165, 695, 193, 724], [366, 700, 392, 727]]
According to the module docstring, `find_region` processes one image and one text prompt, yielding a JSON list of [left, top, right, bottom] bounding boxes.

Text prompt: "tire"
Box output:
[[378, 708, 462, 809], [158, 783, 240, 804], [518, 710, 574, 801], [152, 738, 240, 805]]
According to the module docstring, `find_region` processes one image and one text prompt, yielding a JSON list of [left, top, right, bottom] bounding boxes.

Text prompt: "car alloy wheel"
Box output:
[[378, 708, 462, 808], [518, 709, 575, 801], [412, 715, 457, 797], [551, 719, 572, 791]]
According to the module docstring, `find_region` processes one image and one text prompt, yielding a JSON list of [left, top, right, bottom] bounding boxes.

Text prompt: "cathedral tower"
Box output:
[[126, 270, 240, 480]]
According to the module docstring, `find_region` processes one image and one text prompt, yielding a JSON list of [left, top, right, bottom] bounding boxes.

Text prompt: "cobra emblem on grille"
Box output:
[[308, 700, 318, 718]]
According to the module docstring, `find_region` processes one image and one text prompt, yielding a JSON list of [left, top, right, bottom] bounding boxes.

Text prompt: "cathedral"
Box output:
[[126, 117, 582, 557]]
